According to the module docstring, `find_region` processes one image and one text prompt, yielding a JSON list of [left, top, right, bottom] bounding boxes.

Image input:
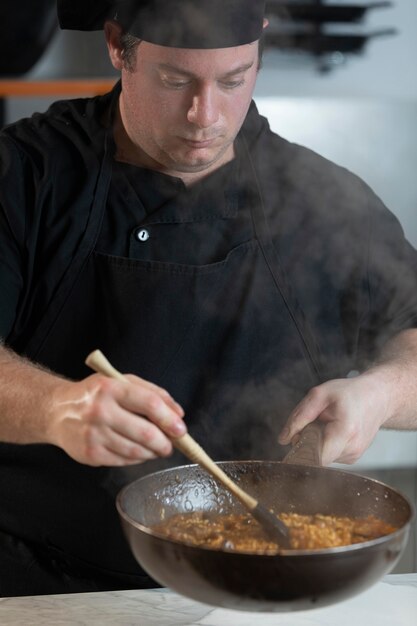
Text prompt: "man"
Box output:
[[0, 0, 416, 596]]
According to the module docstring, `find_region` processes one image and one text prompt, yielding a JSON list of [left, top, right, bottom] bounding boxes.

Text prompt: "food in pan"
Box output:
[[151, 511, 398, 552]]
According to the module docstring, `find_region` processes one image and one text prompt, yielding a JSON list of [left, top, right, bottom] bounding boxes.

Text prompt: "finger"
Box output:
[[105, 380, 187, 438], [319, 421, 351, 466], [106, 409, 175, 457], [125, 374, 184, 417], [64, 417, 165, 467], [103, 429, 164, 462], [77, 422, 166, 466], [333, 451, 358, 465], [90, 446, 157, 467], [278, 387, 329, 445]]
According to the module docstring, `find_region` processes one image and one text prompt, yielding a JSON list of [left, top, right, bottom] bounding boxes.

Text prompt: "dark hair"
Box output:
[[258, 34, 265, 70], [120, 32, 142, 71], [119, 32, 265, 72]]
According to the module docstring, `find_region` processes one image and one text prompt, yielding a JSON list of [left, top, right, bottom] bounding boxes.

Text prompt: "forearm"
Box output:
[[0, 344, 69, 444], [363, 328, 417, 430], [0, 343, 186, 466]]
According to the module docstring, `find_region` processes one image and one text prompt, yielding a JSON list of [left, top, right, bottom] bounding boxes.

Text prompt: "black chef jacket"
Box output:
[[1, 83, 417, 595], [1, 86, 417, 362]]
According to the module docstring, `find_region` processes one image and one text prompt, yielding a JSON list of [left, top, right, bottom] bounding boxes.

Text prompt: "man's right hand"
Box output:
[[47, 373, 186, 466], [0, 345, 186, 467]]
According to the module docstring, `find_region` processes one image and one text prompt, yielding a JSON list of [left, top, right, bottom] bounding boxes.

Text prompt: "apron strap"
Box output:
[[241, 133, 325, 385], [21, 130, 114, 359]]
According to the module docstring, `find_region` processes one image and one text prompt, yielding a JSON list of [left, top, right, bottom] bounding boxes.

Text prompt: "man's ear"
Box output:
[[263, 18, 269, 30], [104, 20, 124, 71]]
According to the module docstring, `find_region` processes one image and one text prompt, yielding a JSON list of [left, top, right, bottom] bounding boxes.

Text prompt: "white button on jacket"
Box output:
[[136, 229, 150, 242]]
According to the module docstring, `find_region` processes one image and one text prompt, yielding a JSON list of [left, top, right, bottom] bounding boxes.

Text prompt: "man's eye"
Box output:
[[162, 78, 191, 89], [221, 79, 245, 90]]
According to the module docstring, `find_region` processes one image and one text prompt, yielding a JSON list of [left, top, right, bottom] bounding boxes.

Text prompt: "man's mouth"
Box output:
[[183, 137, 218, 148]]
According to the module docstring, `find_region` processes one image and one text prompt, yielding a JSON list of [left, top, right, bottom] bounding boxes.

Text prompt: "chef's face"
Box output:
[[106, 22, 260, 181]]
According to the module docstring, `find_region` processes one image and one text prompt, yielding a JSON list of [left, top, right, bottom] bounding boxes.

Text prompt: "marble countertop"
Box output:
[[0, 574, 416, 625]]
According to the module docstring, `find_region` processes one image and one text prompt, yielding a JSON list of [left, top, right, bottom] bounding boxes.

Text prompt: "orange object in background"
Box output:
[[0, 79, 116, 98]]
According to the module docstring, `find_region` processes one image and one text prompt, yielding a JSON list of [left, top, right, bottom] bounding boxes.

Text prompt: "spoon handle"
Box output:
[[173, 432, 258, 509]]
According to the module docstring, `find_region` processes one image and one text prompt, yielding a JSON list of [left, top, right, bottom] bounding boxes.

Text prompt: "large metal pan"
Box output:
[[116, 452, 413, 612]]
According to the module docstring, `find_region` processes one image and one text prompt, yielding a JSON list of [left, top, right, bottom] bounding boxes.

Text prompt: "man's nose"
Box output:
[[187, 84, 220, 128]]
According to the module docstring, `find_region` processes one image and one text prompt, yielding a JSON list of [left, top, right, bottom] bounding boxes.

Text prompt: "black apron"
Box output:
[[0, 130, 324, 595]]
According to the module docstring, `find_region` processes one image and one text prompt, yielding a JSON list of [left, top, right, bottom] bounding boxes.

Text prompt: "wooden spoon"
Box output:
[[85, 349, 290, 547]]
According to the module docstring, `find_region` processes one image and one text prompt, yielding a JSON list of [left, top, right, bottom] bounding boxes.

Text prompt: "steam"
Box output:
[[104, 11, 417, 496], [107, 122, 417, 492]]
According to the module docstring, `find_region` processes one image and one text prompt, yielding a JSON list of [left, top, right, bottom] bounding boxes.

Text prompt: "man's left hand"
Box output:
[[278, 373, 391, 465]]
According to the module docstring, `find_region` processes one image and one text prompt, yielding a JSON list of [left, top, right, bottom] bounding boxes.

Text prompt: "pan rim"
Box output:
[[116, 460, 414, 558]]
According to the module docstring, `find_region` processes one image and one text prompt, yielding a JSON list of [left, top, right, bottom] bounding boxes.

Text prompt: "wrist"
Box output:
[[358, 363, 403, 428], [42, 377, 74, 447]]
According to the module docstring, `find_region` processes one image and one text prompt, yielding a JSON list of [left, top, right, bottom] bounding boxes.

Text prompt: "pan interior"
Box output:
[[118, 461, 412, 543]]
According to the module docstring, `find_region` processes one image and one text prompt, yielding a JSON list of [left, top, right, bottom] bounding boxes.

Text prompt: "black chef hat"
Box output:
[[57, 0, 266, 48]]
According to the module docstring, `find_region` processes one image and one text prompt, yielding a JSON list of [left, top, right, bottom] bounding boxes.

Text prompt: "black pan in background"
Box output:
[[266, 2, 392, 23], [265, 28, 396, 53], [116, 461, 413, 612], [0, 0, 58, 76]]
